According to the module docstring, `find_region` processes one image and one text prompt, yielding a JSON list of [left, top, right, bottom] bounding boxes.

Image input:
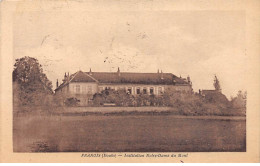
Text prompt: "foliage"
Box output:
[[13, 56, 53, 106], [93, 89, 135, 106], [92, 87, 245, 116], [213, 75, 221, 91], [13, 56, 52, 89], [65, 98, 80, 107], [230, 90, 247, 115]]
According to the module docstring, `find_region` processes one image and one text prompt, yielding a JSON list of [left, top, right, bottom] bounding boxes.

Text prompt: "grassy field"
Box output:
[[13, 112, 246, 152]]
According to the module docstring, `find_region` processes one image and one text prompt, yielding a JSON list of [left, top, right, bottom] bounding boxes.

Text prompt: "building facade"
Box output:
[[54, 68, 192, 106]]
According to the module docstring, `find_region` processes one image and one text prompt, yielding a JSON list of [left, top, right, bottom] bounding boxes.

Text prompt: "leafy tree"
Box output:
[[13, 56, 53, 105], [231, 90, 247, 109]]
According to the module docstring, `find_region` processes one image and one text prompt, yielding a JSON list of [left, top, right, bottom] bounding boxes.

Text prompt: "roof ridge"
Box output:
[[84, 71, 173, 74]]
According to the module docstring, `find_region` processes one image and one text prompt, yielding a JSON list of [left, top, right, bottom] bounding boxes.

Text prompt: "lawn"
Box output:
[[13, 112, 246, 152]]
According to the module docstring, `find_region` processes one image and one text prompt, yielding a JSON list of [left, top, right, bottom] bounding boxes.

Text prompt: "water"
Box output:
[[13, 114, 246, 152]]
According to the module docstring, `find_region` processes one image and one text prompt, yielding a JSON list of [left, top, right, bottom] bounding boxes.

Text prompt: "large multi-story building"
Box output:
[[54, 68, 192, 106]]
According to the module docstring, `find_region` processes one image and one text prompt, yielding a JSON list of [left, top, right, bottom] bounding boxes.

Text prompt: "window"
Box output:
[[136, 88, 140, 94], [127, 87, 132, 94], [150, 87, 154, 94], [158, 87, 163, 94], [76, 85, 80, 94], [82, 86, 86, 93], [143, 88, 147, 94], [87, 86, 92, 94]]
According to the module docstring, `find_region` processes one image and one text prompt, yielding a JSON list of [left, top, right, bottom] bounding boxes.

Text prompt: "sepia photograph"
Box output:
[[1, 0, 259, 163], [12, 9, 247, 152]]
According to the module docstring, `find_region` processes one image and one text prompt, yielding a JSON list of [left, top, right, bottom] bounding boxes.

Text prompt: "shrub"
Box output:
[[65, 98, 80, 107], [91, 87, 244, 116]]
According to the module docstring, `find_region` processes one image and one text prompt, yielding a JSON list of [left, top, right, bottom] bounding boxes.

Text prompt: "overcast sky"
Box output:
[[13, 10, 246, 98]]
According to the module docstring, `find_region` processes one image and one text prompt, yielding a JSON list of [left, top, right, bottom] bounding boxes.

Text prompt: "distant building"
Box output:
[[54, 68, 192, 106]]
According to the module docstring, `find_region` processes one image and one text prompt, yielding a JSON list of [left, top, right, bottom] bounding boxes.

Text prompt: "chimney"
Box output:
[[89, 68, 92, 75], [157, 69, 159, 74], [63, 72, 67, 82], [160, 70, 164, 79], [117, 67, 120, 76], [56, 79, 59, 88], [67, 72, 70, 81]]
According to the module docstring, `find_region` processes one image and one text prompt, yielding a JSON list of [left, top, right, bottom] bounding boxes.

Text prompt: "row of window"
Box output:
[[71, 85, 164, 95], [99, 86, 164, 95], [74, 85, 93, 94]]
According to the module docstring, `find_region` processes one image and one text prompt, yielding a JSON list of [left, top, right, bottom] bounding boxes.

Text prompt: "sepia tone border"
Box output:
[[0, 0, 259, 163]]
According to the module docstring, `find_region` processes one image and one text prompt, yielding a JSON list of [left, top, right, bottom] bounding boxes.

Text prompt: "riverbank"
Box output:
[[14, 106, 246, 117]]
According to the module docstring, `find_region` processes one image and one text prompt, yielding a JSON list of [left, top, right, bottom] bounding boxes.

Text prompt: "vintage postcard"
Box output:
[[0, 0, 259, 163]]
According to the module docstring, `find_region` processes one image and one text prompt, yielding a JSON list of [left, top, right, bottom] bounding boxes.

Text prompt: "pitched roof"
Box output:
[[55, 71, 96, 91], [85, 72, 188, 85], [55, 70, 190, 91], [71, 71, 97, 83]]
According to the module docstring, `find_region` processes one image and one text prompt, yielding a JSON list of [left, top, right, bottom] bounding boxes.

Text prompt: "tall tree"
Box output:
[[213, 75, 221, 91], [13, 56, 53, 105]]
